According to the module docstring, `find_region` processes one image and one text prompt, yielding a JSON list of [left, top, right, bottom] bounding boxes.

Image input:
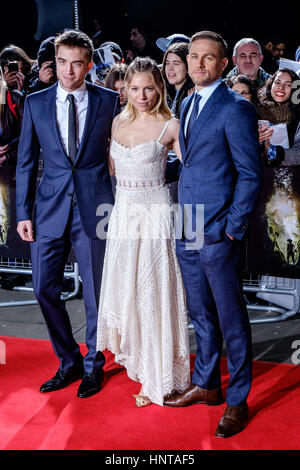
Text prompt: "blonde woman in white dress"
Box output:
[[97, 57, 190, 407]]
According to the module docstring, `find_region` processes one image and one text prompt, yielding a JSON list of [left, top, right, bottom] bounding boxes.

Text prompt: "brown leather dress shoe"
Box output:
[[163, 384, 224, 407], [215, 403, 249, 438]]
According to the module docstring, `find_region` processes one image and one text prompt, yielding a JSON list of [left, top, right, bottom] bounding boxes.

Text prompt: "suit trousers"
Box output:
[[31, 202, 106, 374], [176, 236, 252, 406]]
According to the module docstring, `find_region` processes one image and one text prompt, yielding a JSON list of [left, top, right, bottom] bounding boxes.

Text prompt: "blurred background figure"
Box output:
[[125, 24, 159, 63], [104, 63, 128, 112], [226, 74, 259, 106], [91, 41, 124, 85], [100, 41, 124, 64], [27, 36, 57, 95], [272, 40, 286, 61], [0, 44, 34, 95], [0, 68, 24, 167], [261, 38, 279, 74], [156, 33, 190, 56]]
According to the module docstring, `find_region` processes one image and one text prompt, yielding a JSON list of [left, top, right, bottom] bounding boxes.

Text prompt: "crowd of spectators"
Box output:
[[1, 27, 299, 171]]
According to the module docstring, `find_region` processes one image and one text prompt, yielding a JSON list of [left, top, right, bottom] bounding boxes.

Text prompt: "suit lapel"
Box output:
[[179, 94, 193, 155], [184, 82, 227, 160], [186, 99, 217, 154], [45, 84, 69, 159], [75, 83, 101, 164]]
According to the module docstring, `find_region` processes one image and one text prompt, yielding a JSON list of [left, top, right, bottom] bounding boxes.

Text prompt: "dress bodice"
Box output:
[[110, 119, 172, 190]]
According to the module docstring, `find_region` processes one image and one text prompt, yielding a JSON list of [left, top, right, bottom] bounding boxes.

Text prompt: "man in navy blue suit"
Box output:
[[164, 31, 263, 437], [16, 30, 118, 398]]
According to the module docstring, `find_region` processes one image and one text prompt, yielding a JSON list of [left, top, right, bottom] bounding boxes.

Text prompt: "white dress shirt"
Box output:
[[56, 81, 88, 156], [184, 78, 223, 136]]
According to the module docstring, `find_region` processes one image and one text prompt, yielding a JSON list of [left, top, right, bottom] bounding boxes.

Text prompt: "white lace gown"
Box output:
[[96, 120, 191, 406]]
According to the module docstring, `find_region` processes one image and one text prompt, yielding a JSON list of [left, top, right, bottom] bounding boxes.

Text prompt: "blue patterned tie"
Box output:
[[186, 93, 201, 143], [67, 93, 77, 161]]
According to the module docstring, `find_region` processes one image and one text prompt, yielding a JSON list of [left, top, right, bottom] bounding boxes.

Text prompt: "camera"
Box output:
[[7, 61, 19, 73], [46, 61, 56, 75]]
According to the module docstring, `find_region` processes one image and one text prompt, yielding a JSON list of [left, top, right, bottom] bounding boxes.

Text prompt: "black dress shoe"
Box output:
[[40, 363, 84, 393], [77, 370, 104, 398]]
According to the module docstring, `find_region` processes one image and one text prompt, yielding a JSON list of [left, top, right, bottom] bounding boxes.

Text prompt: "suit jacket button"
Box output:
[[185, 163, 190, 168], [67, 192, 73, 197]]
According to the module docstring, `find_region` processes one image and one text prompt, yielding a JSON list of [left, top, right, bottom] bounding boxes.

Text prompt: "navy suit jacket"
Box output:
[[16, 82, 118, 239], [179, 81, 263, 245]]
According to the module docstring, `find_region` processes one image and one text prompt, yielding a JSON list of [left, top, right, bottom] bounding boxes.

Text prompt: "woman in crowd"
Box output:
[[0, 44, 34, 95], [226, 74, 258, 106], [104, 63, 128, 112], [97, 57, 190, 408], [161, 41, 193, 119], [257, 68, 300, 166], [0, 69, 24, 166]]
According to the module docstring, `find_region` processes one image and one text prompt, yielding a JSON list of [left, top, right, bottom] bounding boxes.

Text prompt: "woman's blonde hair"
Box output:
[[122, 57, 172, 122]]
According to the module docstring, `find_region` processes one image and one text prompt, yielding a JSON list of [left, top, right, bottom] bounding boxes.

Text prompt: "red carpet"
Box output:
[[0, 336, 300, 450]]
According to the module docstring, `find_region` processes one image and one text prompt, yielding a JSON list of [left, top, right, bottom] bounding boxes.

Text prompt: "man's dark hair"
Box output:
[[190, 31, 228, 59], [54, 29, 94, 61]]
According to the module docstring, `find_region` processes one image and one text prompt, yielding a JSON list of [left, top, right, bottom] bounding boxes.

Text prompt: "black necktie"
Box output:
[[67, 93, 77, 161], [186, 93, 201, 143]]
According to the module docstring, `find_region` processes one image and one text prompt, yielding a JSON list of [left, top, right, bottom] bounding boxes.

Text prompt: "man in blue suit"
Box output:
[[16, 30, 118, 398], [164, 31, 263, 437]]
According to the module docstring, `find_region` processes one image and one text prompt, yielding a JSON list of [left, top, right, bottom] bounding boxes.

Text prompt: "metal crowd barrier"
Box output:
[[0, 257, 80, 308], [1, 257, 299, 325], [243, 274, 300, 324], [187, 274, 300, 330]]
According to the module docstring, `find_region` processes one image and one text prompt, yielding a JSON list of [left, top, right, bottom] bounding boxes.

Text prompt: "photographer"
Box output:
[[27, 36, 57, 95], [0, 69, 24, 167], [0, 44, 34, 95]]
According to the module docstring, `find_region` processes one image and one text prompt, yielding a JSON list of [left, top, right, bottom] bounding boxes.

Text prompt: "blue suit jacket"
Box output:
[[16, 82, 118, 239], [179, 81, 263, 245]]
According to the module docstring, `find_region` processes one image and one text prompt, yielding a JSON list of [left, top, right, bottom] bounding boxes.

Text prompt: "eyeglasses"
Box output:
[[239, 90, 251, 96]]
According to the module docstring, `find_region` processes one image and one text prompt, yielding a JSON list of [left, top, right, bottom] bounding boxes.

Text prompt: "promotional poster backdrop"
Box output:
[[247, 165, 300, 279], [0, 166, 30, 260]]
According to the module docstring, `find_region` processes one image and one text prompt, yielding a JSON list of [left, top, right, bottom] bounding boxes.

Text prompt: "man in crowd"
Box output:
[[226, 37, 271, 89]]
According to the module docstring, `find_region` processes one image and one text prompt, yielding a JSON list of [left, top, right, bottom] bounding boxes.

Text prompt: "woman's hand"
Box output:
[[3, 66, 25, 91], [258, 126, 274, 143], [0, 144, 9, 158]]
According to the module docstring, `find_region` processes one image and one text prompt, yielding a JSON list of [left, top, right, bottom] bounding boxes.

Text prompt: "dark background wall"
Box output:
[[1, 0, 298, 64]]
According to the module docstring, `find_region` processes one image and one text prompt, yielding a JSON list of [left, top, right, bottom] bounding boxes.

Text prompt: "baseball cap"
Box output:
[[156, 34, 190, 53]]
